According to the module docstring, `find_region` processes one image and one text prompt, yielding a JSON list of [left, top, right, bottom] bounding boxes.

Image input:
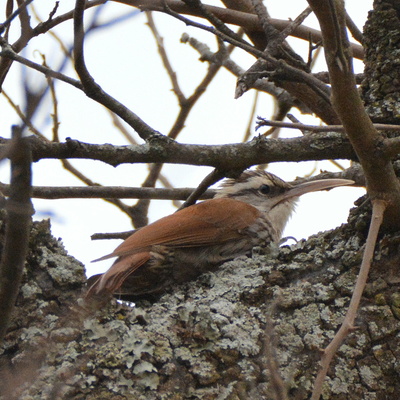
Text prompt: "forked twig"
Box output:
[[311, 198, 387, 400]]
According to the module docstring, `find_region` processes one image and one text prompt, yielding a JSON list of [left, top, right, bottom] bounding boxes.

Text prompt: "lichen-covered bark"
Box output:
[[0, 199, 399, 399], [361, 0, 400, 123]]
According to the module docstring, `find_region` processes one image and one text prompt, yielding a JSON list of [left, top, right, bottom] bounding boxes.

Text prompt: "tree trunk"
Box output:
[[1, 197, 399, 399]]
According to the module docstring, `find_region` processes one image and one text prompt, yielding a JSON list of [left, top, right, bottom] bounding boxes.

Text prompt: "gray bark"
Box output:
[[0, 197, 399, 400]]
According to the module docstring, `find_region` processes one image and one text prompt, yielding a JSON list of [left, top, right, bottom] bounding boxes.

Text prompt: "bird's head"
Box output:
[[215, 170, 354, 239]]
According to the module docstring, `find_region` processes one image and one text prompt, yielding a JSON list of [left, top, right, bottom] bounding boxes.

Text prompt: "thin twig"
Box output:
[[108, 111, 138, 145], [0, 0, 34, 34], [256, 117, 400, 133], [43, 55, 60, 142], [146, 11, 186, 104], [243, 91, 259, 142], [261, 315, 289, 400], [122, 0, 364, 59], [311, 199, 387, 400], [91, 230, 137, 241], [182, 34, 300, 112], [0, 183, 215, 200], [0, 38, 83, 89], [262, 101, 293, 138], [278, 7, 312, 42], [345, 11, 363, 44], [1, 90, 48, 139], [178, 169, 224, 209]]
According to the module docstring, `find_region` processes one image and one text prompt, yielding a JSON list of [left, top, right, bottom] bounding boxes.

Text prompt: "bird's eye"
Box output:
[[259, 184, 271, 195]]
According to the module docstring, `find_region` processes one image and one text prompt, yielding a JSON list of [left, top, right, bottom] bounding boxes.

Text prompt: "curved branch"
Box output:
[[0, 0, 107, 88], [311, 199, 387, 400], [307, 0, 400, 229], [115, 0, 364, 59], [73, 0, 163, 142], [0, 39, 83, 89]]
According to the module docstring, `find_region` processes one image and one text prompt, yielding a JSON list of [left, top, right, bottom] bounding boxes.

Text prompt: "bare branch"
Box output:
[[146, 11, 186, 104], [160, 1, 266, 60], [91, 230, 137, 241], [0, 0, 34, 34], [0, 165, 367, 202], [44, 56, 60, 142], [0, 38, 83, 89], [345, 11, 363, 44], [182, 34, 300, 111], [0, 184, 215, 201], [115, 0, 364, 59], [178, 169, 224, 209], [243, 91, 260, 141], [132, 19, 228, 226], [73, 0, 163, 142], [168, 39, 224, 139], [0, 126, 33, 344], [0, 134, 358, 168], [182, 0, 250, 48], [0, 0, 107, 88], [307, 0, 400, 229], [256, 118, 400, 133], [260, 315, 289, 400], [1, 90, 48, 139], [278, 6, 312, 42], [311, 198, 387, 400]]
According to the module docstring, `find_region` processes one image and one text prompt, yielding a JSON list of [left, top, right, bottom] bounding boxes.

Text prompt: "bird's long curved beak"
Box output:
[[282, 178, 355, 202]]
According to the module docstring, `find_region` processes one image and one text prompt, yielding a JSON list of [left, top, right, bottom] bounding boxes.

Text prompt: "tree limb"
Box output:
[[0, 127, 33, 344], [0, 134, 358, 168], [307, 0, 400, 229], [0, 184, 216, 200], [73, 0, 163, 142]]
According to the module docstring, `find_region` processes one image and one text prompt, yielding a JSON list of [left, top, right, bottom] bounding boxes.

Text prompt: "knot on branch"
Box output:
[[147, 132, 175, 145], [65, 137, 82, 152]]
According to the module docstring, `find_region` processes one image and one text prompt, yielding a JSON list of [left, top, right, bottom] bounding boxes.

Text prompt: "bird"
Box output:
[[86, 170, 354, 302]]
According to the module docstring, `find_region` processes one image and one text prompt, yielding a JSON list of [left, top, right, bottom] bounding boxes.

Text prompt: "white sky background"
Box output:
[[0, 1, 370, 277]]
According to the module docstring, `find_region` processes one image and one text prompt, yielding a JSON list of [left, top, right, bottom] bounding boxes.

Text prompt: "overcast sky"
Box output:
[[1, 1, 370, 276]]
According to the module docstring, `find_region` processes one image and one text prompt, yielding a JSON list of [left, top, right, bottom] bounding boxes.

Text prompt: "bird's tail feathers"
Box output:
[[86, 252, 151, 297]]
